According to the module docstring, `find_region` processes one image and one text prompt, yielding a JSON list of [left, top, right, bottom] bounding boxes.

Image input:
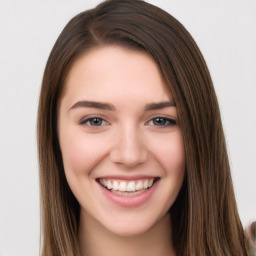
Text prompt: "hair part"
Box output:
[[37, 0, 252, 255]]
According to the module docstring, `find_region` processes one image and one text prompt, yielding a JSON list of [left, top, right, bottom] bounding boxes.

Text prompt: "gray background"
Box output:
[[0, 0, 255, 255]]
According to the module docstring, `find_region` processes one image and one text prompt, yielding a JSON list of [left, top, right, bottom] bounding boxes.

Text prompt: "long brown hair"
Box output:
[[37, 0, 252, 255]]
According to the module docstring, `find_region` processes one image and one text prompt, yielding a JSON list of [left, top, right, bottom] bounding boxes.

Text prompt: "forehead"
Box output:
[[63, 45, 171, 103]]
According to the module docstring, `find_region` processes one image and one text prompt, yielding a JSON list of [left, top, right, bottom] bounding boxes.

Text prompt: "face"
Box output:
[[58, 45, 185, 236]]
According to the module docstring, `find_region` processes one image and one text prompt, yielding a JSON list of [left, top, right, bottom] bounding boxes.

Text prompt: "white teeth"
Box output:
[[113, 181, 119, 191], [111, 190, 145, 197], [119, 182, 127, 191], [107, 180, 112, 190], [101, 179, 106, 186], [143, 180, 148, 189], [99, 178, 156, 192], [148, 179, 154, 187], [127, 181, 136, 192], [135, 181, 143, 190]]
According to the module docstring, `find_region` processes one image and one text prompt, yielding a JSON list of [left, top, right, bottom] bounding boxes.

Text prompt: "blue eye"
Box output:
[[80, 117, 108, 127], [149, 117, 176, 127]]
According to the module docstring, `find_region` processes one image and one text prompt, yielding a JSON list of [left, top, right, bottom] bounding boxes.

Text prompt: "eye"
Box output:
[[80, 117, 108, 127], [148, 117, 176, 127]]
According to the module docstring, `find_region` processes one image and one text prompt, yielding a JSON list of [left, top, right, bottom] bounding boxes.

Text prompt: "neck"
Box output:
[[78, 211, 176, 256]]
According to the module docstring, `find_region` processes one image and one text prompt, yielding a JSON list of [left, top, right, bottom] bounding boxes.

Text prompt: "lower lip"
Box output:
[[97, 180, 159, 207]]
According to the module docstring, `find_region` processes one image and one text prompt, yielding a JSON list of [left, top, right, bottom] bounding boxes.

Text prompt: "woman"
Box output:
[[37, 0, 254, 255]]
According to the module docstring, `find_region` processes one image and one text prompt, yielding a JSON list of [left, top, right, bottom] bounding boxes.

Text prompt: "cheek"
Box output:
[[59, 128, 106, 176], [151, 131, 185, 175]]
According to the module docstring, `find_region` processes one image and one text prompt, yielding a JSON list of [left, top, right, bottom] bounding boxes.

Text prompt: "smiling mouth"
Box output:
[[97, 177, 160, 197]]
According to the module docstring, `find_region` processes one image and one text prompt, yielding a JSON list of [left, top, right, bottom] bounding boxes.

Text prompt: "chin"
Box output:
[[105, 223, 155, 237], [99, 211, 169, 238]]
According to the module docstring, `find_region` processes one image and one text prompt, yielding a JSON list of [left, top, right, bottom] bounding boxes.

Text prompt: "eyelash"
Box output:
[[80, 117, 109, 127], [80, 116, 176, 128], [146, 117, 176, 127]]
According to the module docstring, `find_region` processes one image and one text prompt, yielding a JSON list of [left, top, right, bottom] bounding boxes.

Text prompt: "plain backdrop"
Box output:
[[0, 0, 255, 255]]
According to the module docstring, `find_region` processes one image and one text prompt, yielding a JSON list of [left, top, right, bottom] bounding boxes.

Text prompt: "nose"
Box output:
[[110, 125, 148, 168]]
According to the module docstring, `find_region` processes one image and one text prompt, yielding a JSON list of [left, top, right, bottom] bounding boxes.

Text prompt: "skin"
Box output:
[[58, 45, 185, 256]]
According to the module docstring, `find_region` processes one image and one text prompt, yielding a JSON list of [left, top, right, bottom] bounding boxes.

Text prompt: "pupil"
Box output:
[[154, 118, 165, 125], [91, 118, 102, 126]]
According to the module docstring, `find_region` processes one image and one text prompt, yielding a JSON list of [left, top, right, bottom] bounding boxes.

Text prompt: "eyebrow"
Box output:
[[69, 100, 176, 112], [69, 101, 116, 111], [144, 101, 176, 111]]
